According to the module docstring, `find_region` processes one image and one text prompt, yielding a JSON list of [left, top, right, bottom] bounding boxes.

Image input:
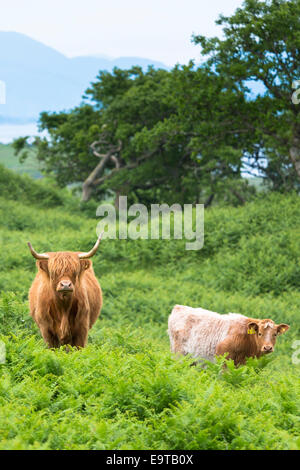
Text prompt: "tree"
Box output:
[[14, 64, 254, 206], [194, 0, 300, 189]]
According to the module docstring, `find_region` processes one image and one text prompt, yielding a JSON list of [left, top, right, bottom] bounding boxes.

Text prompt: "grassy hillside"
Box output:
[[0, 144, 41, 178], [0, 166, 299, 450]]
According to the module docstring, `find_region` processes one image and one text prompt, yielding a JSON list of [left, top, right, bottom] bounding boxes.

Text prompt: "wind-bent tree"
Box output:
[[14, 65, 254, 206], [14, 0, 300, 205], [15, 63, 256, 205], [194, 0, 300, 189]]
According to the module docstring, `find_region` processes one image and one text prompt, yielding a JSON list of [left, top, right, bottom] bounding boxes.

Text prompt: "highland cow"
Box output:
[[28, 234, 103, 348]]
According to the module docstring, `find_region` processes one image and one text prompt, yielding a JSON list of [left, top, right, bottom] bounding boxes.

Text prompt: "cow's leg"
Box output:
[[34, 309, 58, 348], [60, 334, 72, 348], [70, 304, 90, 348], [47, 331, 60, 348], [40, 325, 59, 348], [71, 320, 89, 348], [72, 328, 88, 348], [216, 336, 245, 366], [169, 329, 185, 354]]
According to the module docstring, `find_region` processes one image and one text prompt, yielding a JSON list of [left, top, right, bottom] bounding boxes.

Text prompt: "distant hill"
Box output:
[[0, 143, 42, 178], [0, 32, 167, 123]]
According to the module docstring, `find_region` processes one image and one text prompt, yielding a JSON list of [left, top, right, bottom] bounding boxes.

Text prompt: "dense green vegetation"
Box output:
[[0, 166, 299, 450]]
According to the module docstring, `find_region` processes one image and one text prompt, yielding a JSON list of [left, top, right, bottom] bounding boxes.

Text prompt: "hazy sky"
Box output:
[[0, 0, 244, 65]]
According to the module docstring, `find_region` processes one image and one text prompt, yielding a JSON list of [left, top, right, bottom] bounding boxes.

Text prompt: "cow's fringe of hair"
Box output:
[[60, 313, 71, 342], [49, 253, 81, 280]]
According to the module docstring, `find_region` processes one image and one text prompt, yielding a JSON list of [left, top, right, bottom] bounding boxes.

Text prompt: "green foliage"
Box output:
[[194, 0, 300, 190], [0, 167, 299, 449], [14, 65, 259, 206], [13, 0, 300, 203], [0, 163, 64, 208]]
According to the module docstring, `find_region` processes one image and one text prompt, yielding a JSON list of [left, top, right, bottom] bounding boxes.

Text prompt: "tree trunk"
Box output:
[[114, 191, 121, 211], [204, 194, 215, 208], [81, 152, 112, 202], [289, 139, 300, 179], [81, 184, 93, 203], [230, 189, 246, 205], [81, 145, 153, 202]]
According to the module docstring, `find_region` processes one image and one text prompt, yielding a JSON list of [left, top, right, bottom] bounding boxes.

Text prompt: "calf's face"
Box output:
[[247, 319, 289, 354]]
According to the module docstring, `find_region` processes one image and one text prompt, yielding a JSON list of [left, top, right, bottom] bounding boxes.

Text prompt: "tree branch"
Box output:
[[82, 139, 123, 201], [92, 149, 157, 187]]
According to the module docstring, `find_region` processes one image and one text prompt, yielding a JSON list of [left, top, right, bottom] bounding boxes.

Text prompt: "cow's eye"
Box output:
[[258, 332, 262, 337]]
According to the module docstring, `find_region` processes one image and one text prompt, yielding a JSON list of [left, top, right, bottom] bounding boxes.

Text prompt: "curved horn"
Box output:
[[27, 242, 49, 260], [78, 232, 104, 259]]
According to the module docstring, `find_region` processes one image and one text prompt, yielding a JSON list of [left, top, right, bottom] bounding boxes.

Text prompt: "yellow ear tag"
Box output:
[[247, 328, 256, 335]]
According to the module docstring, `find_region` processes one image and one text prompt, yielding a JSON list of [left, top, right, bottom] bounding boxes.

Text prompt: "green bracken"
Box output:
[[0, 166, 299, 450]]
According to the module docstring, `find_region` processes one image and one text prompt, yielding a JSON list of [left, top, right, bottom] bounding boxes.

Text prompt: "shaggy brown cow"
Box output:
[[28, 234, 103, 348], [168, 305, 290, 366]]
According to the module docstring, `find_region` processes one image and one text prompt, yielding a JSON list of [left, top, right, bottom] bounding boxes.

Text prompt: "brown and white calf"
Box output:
[[168, 305, 289, 366]]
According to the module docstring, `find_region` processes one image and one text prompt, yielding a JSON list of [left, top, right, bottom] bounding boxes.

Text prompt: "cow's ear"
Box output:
[[247, 322, 259, 335], [38, 260, 49, 274], [80, 259, 91, 272], [277, 324, 290, 335]]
